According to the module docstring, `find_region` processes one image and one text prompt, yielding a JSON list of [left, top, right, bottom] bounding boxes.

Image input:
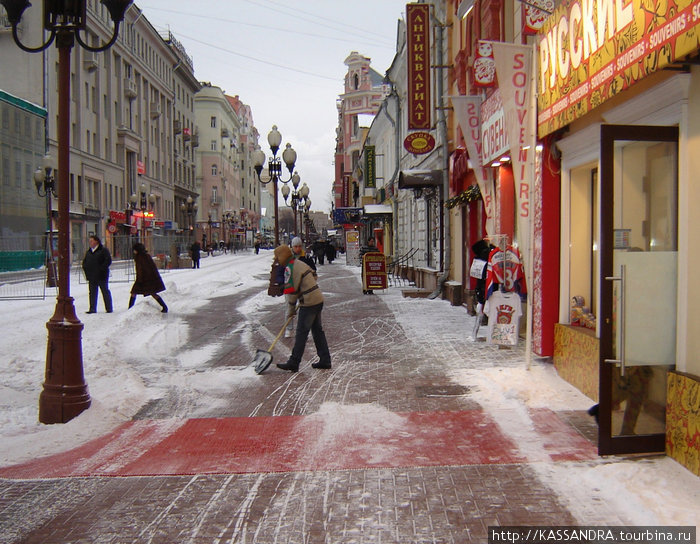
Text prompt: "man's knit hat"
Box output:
[[291, 237, 303, 248], [274, 245, 293, 266]]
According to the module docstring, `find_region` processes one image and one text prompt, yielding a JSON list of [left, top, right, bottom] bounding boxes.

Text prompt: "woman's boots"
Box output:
[[128, 294, 167, 313], [152, 294, 168, 313]]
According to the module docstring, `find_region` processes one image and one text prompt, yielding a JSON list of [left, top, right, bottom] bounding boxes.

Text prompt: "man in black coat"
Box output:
[[82, 235, 113, 313]]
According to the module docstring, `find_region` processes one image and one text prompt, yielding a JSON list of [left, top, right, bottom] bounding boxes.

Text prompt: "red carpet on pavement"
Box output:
[[0, 409, 596, 479]]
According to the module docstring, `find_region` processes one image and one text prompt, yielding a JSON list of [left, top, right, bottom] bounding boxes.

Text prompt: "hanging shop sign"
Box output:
[[480, 89, 508, 163], [406, 3, 431, 130], [403, 131, 436, 154], [537, 0, 700, 137], [364, 145, 376, 188]]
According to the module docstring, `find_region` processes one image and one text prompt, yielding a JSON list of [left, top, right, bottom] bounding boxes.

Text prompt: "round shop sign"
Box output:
[[404, 132, 435, 154], [107, 223, 117, 233], [130, 226, 138, 235]]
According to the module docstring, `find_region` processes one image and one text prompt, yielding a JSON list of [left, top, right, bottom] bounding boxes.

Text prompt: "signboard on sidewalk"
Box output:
[[363, 252, 387, 291], [345, 230, 360, 266]]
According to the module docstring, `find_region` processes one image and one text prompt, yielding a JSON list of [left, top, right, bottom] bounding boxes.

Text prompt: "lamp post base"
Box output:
[[38, 295, 90, 424]]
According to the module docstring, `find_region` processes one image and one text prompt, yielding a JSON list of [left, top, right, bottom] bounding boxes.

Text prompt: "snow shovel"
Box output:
[[253, 314, 294, 374]]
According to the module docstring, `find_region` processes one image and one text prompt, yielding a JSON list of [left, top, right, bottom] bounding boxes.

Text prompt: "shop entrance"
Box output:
[[599, 125, 678, 455]]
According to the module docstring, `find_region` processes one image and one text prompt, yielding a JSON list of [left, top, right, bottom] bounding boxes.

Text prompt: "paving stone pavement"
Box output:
[[0, 257, 633, 543]]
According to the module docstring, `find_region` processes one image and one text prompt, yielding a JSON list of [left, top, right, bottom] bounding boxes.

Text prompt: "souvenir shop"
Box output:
[[538, 0, 700, 472]]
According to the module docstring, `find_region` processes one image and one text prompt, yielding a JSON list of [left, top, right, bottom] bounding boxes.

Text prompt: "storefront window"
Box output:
[[569, 164, 598, 324]]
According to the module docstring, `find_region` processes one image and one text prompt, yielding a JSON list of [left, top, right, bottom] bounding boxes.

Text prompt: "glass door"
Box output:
[[599, 125, 678, 455]]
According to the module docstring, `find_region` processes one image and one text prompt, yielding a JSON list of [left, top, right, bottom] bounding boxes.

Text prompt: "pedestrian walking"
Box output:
[[82, 234, 113, 313], [283, 237, 317, 338], [190, 240, 201, 269], [128, 243, 168, 313], [274, 244, 331, 372]]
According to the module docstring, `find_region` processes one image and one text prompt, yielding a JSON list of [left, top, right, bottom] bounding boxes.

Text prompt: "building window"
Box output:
[[211, 140, 217, 151], [210, 116, 216, 128], [211, 164, 217, 176]]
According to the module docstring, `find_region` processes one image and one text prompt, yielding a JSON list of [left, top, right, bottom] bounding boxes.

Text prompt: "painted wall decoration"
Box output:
[[537, 0, 700, 137], [666, 371, 700, 476]]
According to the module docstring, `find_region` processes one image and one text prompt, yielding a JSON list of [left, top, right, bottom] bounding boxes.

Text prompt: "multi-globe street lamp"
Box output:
[[252, 126, 297, 247], [180, 196, 198, 237], [281, 178, 309, 241], [222, 210, 236, 249], [33, 153, 57, 287], [0, 0, 133, 424], [130, 183, 155, 244]]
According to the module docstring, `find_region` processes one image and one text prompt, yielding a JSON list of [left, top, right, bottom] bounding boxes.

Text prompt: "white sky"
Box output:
[[0, 252, 698, 527], [135, 0, 408, 212]]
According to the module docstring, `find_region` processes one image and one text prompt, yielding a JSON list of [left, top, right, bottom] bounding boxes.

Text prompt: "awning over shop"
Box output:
[[363, 204, 393, 215], [398, 170, 442, 189]]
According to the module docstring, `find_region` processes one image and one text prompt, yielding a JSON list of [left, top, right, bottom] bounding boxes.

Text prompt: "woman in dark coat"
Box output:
[[128, 243, 168, 313]]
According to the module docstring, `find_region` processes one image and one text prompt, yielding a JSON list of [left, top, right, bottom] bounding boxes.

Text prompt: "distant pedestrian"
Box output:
[[274, 244, 331, 372], [313, 240, 325, 265], [128, 243, 168, 313], [82, 234, 113, 314], [255, 240, 261, 254], [190, 240, 201, 269]]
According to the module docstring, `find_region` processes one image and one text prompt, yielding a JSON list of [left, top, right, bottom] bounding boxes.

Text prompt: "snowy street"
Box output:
[[0, 251, 697, 542]]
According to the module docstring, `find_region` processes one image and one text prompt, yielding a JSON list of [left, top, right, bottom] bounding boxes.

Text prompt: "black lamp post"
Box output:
[[222, 210, 236, 249], [282, 178, 309, 241], [33, 153, 57, 287], [0, 0, 133, 424], [180, 196, 197, 237], [252, 125, 297, 247]]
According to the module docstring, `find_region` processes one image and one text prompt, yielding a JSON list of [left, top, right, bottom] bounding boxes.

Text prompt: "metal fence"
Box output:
[[0, 234, 197, 300]]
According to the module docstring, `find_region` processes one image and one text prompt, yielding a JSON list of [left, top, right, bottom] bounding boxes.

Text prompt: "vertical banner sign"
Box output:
[[450, 95, 496, 235], [406, 3, 431, 130], [342, 175, 350, 208], [364, 146, 376, 189], [490, 42, 536, 270]]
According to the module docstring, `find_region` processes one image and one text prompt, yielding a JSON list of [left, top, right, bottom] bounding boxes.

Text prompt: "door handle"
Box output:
[[605, 265, 626, 376]]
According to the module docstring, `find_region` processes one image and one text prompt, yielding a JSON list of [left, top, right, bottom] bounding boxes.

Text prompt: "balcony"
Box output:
[[191, 133, 199, 148], [221, 127, 230, 138], [150, 102, 161, 119], [210, 196, 222, 206], [83, 51, 98, 72], [173, 119, 182, 134], [123, 78, 137, 99]]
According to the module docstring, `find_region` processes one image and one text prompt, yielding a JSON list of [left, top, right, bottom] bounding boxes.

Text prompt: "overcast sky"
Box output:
[[136, 0, 408, 212]]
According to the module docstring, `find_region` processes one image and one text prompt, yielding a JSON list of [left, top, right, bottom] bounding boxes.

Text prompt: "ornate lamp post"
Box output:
[[252, 125, 297, 247], [180, 196, 197, 237], [0, 0, 133, 424], [34, 153, 57, 287], [130, 183, 154, 244], [222, 210, 236, 249]]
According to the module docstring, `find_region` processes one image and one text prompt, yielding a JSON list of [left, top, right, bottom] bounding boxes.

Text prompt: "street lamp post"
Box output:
[[180, 196, 197, 237], [34, 153, 57, 287], [0, 0, 133, 424], [222, 210, 236, 250], [252, 126, 298, 247]]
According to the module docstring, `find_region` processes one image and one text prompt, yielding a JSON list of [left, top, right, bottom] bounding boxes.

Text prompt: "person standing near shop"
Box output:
[[128, 243, 168, 313], [274, 244, 331, 372], [82, 235, 113, 314]]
